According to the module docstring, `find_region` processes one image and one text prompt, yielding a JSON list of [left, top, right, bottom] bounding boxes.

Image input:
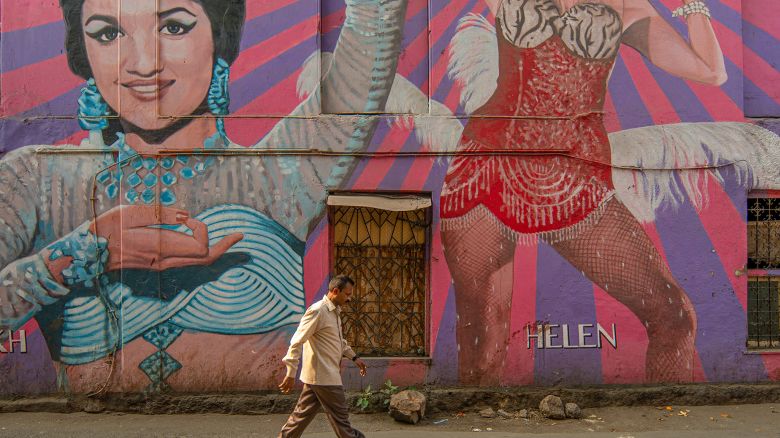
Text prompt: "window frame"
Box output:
[[746, 191, 780, 351], [326, 190, 433, 358]]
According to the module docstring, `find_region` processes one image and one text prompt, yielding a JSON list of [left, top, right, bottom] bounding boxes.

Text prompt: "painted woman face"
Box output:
[[82, 0, 215, 132]]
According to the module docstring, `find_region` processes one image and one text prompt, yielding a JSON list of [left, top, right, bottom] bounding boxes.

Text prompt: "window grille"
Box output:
[[330, 203, 429, 357], [747, 197, 780, 349]]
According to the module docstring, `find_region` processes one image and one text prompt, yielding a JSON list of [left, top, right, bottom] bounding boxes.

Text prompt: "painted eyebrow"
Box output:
[[84, 14, 119, 27], [159, 7, 197, 19]]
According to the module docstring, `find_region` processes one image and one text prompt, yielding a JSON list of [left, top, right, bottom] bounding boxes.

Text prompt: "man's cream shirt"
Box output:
[[283, 295, 357, 386]]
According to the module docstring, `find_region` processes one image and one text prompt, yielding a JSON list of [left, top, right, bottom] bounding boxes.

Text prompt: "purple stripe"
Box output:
[[322, 25, 341, 53], [1, 3, 313, 74], [304, 217, 327, 256], [321, 0, 345, 18], [609, 56, 655, 129], [344, 114, 395, 188], [742, 19, 780, 72], [0, 328, 57, 395], [230, 36, 317, 110], [706, 0, 742, 35], [643, 58, 714, 122], [744, 76, 780, 118], [534, 240, 603, 385], [431, 0, 451, 17], [646, 0, 744, 113], [654, 173, 766, 381], [400, 5, 432, 88], [377, 132, 419, 188], [720, 58, 745, 112], [426, 285, 459, 385], [1, 21, 65, 73], [1, 87, 81, 153], [427, 0, 481, 104], [239, 1, 316, 51]]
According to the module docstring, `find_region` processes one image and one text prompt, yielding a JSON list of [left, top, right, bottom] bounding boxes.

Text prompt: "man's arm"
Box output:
[[341, 333, 367, 376], [282, 306, 321, 379]]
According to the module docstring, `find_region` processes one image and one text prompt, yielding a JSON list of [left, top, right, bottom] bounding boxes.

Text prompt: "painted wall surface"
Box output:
[[1, 0, 779, 395]]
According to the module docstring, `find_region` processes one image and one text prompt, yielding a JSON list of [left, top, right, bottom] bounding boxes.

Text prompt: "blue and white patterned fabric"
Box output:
[[58, 205, 305, 369]]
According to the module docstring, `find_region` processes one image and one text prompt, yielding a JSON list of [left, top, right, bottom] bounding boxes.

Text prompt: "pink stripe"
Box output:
[[423, 0, 474, 93], [594, 285, 648, 383], [1, 55, 82, 117], [303, 226, 328, 306], [620, 49, 682, 125], [696, 172, 747, 310], [706, 18, 780, 105], [397, 0, 433, 81], [321, 9, 346, 34], [231, 17, 317, 81], [654, 0, 745, 121], [502, 240, 537, 386], [742, 46, 780, 104], [246, 0, 300, 21], [743, 0, 780, 40], [1, 1, 62, 33], [55, 131, 89, 146], [383, 360, 428, 386], [227, 68, 303, 145], [351, 126, 414, 190], [427, 224, 452, 352]]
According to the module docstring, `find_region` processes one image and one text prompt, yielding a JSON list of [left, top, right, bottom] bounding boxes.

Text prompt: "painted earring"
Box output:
[[78, 78, 109, 131], [208, 58, 231, 141]]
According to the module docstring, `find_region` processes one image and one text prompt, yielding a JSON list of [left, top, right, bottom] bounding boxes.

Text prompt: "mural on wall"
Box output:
[[1, 0, 780, 394], [430, 0, 780, 386], [0, 0, 408, 393]]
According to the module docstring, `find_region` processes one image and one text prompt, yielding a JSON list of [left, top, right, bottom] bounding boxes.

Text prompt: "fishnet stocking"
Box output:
[[545, 198, 697, 383], [442, 208, 516, 386]]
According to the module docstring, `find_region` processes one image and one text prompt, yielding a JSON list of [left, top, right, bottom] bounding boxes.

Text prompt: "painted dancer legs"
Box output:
[[544, 197, 697, 383], [442, 207, 517, 386]]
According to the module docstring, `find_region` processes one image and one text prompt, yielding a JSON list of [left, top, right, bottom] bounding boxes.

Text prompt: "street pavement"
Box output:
[[1, 403, 779, 437]]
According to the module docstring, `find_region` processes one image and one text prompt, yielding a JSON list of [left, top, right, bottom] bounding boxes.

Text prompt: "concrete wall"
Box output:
[[1, 0, 779, 395]]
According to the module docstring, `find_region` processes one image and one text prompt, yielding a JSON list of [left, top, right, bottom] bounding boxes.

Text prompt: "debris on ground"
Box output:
[[479, 407, 496, 418], [496, 409, 513, 419], [565, 402, 582, 419], [516, 409, 528, 419], [388, 390, 426, 425], [539, 395, 566, 420]]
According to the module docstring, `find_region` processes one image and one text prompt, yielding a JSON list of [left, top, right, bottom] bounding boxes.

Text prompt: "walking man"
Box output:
[[278, 275, 368, 438]]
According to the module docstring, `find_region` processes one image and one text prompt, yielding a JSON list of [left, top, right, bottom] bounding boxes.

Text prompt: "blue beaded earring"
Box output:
[[78, 78, 109, 131], [208, 58, 231, 142]]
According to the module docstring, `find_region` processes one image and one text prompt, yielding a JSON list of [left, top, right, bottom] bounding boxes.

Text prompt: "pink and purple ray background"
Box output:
[[1, 0, 779, 392]]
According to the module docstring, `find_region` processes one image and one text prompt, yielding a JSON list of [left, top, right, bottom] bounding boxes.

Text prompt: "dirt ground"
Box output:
[[1, 403, 780, 437]]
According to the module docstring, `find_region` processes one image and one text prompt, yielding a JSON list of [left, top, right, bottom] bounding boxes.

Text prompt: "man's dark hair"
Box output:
[[328, 275, 355, 291], [60, 0, 246, 80]]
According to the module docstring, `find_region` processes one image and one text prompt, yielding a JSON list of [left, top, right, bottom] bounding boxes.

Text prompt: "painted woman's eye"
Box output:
[[86, 26, 124, 43], [160, 20, 195, 36]]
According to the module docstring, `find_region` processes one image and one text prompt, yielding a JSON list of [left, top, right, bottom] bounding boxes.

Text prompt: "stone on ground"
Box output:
[[565, 402, 583, 419], [517, 409, 528, 418], [497, 409, 513, 419], [539, 395, 566, 420], [479, 407, 496, 418], [389, 390, 426, 424]]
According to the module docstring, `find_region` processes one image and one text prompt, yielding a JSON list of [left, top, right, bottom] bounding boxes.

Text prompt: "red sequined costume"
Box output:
[[441, 1, 621, 242]]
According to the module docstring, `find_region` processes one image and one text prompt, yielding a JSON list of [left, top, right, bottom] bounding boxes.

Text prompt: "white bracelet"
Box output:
[[672, 1, 711, 19]]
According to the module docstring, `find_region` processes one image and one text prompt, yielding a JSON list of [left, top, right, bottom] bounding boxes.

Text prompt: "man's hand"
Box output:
[[278, 376, 295, 394], [355, 359, 367, 376]]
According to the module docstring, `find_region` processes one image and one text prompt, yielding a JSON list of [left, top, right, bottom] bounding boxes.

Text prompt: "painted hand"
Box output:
[[278, 376, 295, 394], [92, 205, 243, 271]]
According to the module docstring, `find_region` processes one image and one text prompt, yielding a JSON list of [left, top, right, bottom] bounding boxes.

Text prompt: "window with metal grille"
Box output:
[[329, 198, 430, 357], [747, 197, 780, 349]]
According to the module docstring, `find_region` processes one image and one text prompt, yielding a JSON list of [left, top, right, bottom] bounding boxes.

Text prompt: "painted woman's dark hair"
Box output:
[[60, 0, 246, 79]]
